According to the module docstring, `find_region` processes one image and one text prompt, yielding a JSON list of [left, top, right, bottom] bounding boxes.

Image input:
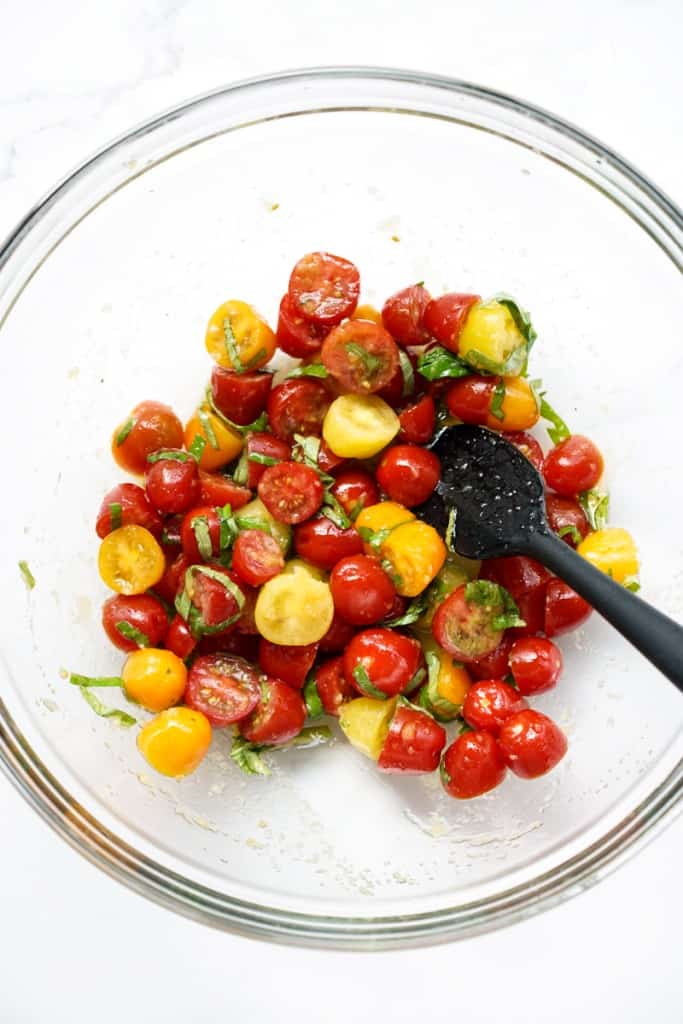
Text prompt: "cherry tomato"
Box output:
[[312, 656, 357, 715], [210, 366, 272, 426], [96, 483, 162, 539], [160, 515, 183, 550], [255, 568, 334, 645], [397, 393, 436, 444], [205, 299, 276, 371], [98, 525, 165, 595], [509, 637, 563, 695], [545, 494, 590, 548], [267, 379, 331, 442], [111, 400, 184, 476], [462, 680, 528, 734], [441, 731, 507, 799], [377, 701, 446, 774], [432, 584, 503, 662], [376, 444, 440, 507], [239, 678, 307, 745], [184, 407, 243, 472], [138, 707, 212, 778], [498, 709, 568, 779], [377, 348, 419, 408], [423, 293, 481, 351], [317, 440, 347, 474], [184, 653, 261, 726], [231, 529, 284, 587], [323, 394, 400, 459], [506, 431, 544, 473], [101, 594, 169, 652], [321, 320, 399, 394], [185, 567, 243, 634], [543, 435, 604, 496], [294, 516, 363, 570], [257, 462, 324, 524], [446, 375, 494, 425], [165, 614, 198, 661], [122, 648, 187, 712], [457, 300, 527, 372], [243, 432, 292, 488], [330, 555, 396, 625], [154, 553, 192, 605], [144, 452, 200, 515], [355, 500, 415, 536], [276, 293, 328, 357], [469, 635, 515, 680], [381, 284, 432, 346], [577, 528, 639, 584], [381, 520, 447, 597], [544, 579, 593, 637], [198, 471, 252, 510], [344, 628, 423, 699], [288, 251, 360, 326], [258, 639, 317, 690], [330, 469, 379, 518], [481, 555, 550, 638], [181, 506, 221, 563], [447, 376, 539, 431], [318, 612, 356, 653]]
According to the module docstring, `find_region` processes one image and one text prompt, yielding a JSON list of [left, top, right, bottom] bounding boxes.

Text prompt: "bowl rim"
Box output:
[[1, 65, 681, 948]]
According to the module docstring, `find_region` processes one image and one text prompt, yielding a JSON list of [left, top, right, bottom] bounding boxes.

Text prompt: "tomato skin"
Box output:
[[235, 583, 259, 635], [258, 639, 317, 689], [377, 702, 446, 773], [185, 653, 261, 726], [543, 435, 604, 496], [257, 462, 324, 524], [180, 506, 221, 562], [481, 555, 549, 638], [205, 300, 276, 372], [509, 637, 563, 695], [137, 707, 212, 778], [545, 494, 590, 547], [432, 584, 503, 662], [446, 375, 496, 425], [441, 731, 507, 799], [469, 635, 515, 680], [239, 678, 307, 745], [344, 628, 423, 698], [376, 444, 440, 508], [321, 319, 399, 395], [288, 252, 360, 326], [462, 680, 528, 734], [506, 431, 544, 473], [423, 293, 481, 352], [318, 612, 356, 653], [313, 656, 357, 716], [232, 529, 285, 586], [276, 293, 328, 357], [267, 379, 331, 442], [165, 614, 198, 660], [330, 470, 379, 518], [196, 629, 258, 661], [198, 471, 252, 510], [244, 432, 292, 489], [377, 348, 419, 407], [330, 555, 396, 626], [397, 393, 436, 444], [544, 579, 592, 637], [381, 284, 432, 346], [188, 569, 243, 633], [498, 709, 568, 779], [154, 553, 192, 605], [112, 400, 184, 476], [101, 594, 169, 652], [96, 483, 163, 539], [184, 408, 243, 472], [210, 366, 272, 426], [144, 453, 201, 515], [294, 516, 363, 570]]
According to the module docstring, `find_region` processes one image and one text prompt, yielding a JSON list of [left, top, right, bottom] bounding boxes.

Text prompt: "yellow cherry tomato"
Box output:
[[122, 649, 187, 712], [355, 500, 415, 536], [98, 525, 165, 595], [380, 520, 447, 597], [205, 299, 276, 371], [352, 304, 383, 325], [339, 697, 398, 761], [323, 394, 400, 458], [281, 558, 326, 581], [458, 299, 526, 374], [433, 650, 471, 707], [184, 406, 243, 471], [577, 528, 639, 585], [255, 571, 334, 645], [486, 376, 540, 431], [137, 707, 212, 778]]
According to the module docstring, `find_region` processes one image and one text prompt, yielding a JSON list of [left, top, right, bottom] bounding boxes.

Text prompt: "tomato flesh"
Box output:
[[258, 639, 317, 689], [498, 709, 568, 779], [397, 393, 436, 444], [313, 656, 357, 715], [330, 555, 396, 626], [377, 702, 446, 774], [232, 529, 285, 586], [257, 462, 324, 524], [185, 653, 261, 726], [344, 628, 423, 698], [239, 678, 307, 745], [294, 516, 363, 570], [198, 471, 252, 510], [432, 584, 503, 662], [210, 366, 272, 426], [441, 731, 507, 799], [288, 252, 360, 326], [276, 293, 328, 357], [321, 320, 399, 394], [267, 379, 331, 441]]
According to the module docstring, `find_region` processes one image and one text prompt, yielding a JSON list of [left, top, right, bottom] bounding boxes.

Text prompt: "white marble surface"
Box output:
[[1, 1, 682, 1021]]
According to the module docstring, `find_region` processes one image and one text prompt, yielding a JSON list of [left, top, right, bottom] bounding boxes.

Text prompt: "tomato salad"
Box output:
[[73, 252, 640, 800]]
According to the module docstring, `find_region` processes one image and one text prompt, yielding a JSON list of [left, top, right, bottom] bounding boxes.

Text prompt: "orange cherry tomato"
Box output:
[[111, 400, 184, 476], [184, 407, 243, 471], [121, 649, 187, 712], [98, 525, 165, 595], [205, 300, 276, 372], [137, 707, 212, 778]]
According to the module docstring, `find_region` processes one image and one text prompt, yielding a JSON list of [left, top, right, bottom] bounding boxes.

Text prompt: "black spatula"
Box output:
[[416, 424, 683, 691]]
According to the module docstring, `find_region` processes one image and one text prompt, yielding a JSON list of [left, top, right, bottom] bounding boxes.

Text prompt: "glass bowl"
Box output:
[[0, 68, 681, 949]]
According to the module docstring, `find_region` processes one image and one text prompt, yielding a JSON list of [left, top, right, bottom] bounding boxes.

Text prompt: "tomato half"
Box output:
[[243, 432, 292, 489], [294, 516, 363, 570], [397, 393, 436, 444], [164, 614, 198, 661], [432, 584, 503, 662], [101, 594, 169, 652], [185, 653, 261, 726], [232, 529, 285, 586], [543, 435, 604, 496], [440, 731, 507, 799], [462, 680, 528, 734], [180, 506, 221, 563], [198, 471, 252, 510], [257, 462, 324, 524], [96, 483, 162, 539], [145, 452, 200, 515], [205, 300, 276, 371], [377, 701, 446, 774], [321, 320, 399, 394], [330, 555, 396, 626], [344, 628, 423, 699], [376, 444, 440, 508], [544, 579, 592, 637], [545, 494, 590, 547], [468, 634, 515, 680], [509, 637, 563, 695], [497, 709, 568, 779], [423, 293, 481, 352], [153, 553, 192, 605], [276, 293, 328, 357], [381, 284, 432, 346], [239, 678, 307, 745], [258, 639, 317, 690], [267, 379, 331, 441], [288, 252, 360, 326], [183, 567, 244, 635], [111, 400, 184, 476], [210, 366, 272, 426], [98, 525, 165, 595], [312, 656, 357, 716]]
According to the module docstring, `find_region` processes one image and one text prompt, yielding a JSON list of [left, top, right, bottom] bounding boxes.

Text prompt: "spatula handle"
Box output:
[[527, 530, 683, 692]]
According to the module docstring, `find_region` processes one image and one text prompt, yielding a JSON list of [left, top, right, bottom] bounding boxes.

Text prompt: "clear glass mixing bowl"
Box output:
[[0, 68, 681, 948]]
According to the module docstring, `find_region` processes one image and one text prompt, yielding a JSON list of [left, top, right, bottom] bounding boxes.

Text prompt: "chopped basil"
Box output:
[[18, 560, 35, 590], [624, 575, 641, 593], [188, 435, 207, 461], [303, 676, 324, 719], [358, 525, 393, 552], [493, 293, 538, 348], [197, 407, 219, 449], [489, 378, 506, 422], [218, 503, 238, 552], [285, 363, 329, 380], [77, 686, 136, 726], [579, 489, 610, 531], [464, 580, 526, 630], [407, 667, 426, 691], [115, 417, 136, 446], [398, 350, 415, 398], [445, 507, 457, 553], [146, 449, 191, 464], [109, 502, 122, 531], [233, 449, 249, 485], [192, 515, 214, 561], [288, 725, 332, 749], [230, 734, 271, 776], [439, 758, 451, 787], [115, 622, 150, 647], [381, 559, 404, 590], [558, 524, 583, 545], [223, 317, 243, 372], [205, 386, 270, 436], [418, 650, 464, 722], [69, 673, 122, 688], [383, 592, 429, 627], [352, 663, 387, 700], [293, 433, 321, 467], [417, 345, 472, 382], [345, 342, 384, 378], [248, 452, 279, 466], [463, 343, 528, 378], [321, 492, 351, 530], [531, 382, 571, 445], [347, 498, 365, 522]]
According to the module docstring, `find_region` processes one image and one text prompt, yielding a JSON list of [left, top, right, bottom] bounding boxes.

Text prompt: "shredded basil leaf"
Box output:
[[230, 734, 271, 776], [381, 559, 404, 590], [624, 575, 641, 593], [558, 524, 583, 545], [352, 663, 387, 700], [146, 449, 191, 464], [445, 508, 457, 553], [115, 417, 136, 446], [464, 580, 526, 630], [398, 350, 415, 398], [579, 489, 610, 531], [77, 686, 136, 726], [303, 677, 324, 719], [205, 386, 270, 436], [288, 725, 332, 749], [115, 622, 150, 647], [188, 435, 206, 462], [347, 498, 366, 522], [285, 363, 329, 380], [489, 379, 506, 422], [192, 515, 214, 561], [175, 564, 245, 637], [109, 502, 122, 531], [69, 673, 122, 688], [383, 593, 429, 627], [407, 667, 426, 691], [358, 525, 393, 552], [345, 342, 384, 378], [531, 381, 571, 445], [18, 560, 36, 590], [248, 453, 279, 466], [233, 449, 249, 484], [197, 407, 219, 449], [223, 317, 243, 372], [218, 503, 237, 552], [493, 293, 537, 348], [321, 492, 351, 529], [417, 346, 472, 382]]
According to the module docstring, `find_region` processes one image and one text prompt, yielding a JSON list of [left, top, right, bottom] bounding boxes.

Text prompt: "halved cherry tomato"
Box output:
[[184, 567, 244, 634], [311, 656, 357, 716], [258, 639, 317, 690], [447, 376, 539, 431], [138, 707, 212, 778], [232, 529, 285, 586], [543, 435, 604, 496], [468, 634, 515, 680], [257, 462, 324, 524], [210, 366, 272, 426], [323, 394, 400, 459], [321, 320, 399, 394], [294, 516, 363, 570], [380, 520, 446, 597], [330, 469, 379, 518], [111, 400, 184, 476], [345, 628, 423, 699], [276, 293, 328, 357], [432, 583, 503, 662], [198, 471, 252, 510], [462, 680, 528, 734], [318, 612, 356, 653], [330, 555, 396, 625], [154, 553, 192, 605], [185, 653, 261, 726], [545, 494, 590, 547], [481, 555, 550, 638], [397, 393, 436, 444], [145, 452, 200, 515], [577, 527, 639, 584], [381, 284, 432, 346], [355, 500, 415, 536], [339, 696, 397, 760], [184, 407, 243, 471], [165, 614, 198, 660], [445, 375, 494, 425], [243, 432, 292, 488], [457, 299, 527, 373], [440, 731, 507, 799], [506, 431, 544, 473], [101, 594, 169, 652], [376, 445, 440, 507], [377, 348, 419, 408], [377, 701, 446, 774], [544, 579, 593, 637], [205, 299, 276, 371], [98, 525, 165, 595], [288, 252, 360, 326], [180, 506, 221, 563], [267, 379, 331, 441], [317, 439, 347, 474], [255, 568, 334, 645], [121, 648, 187, 712], [239, 678, 307, 745], [235, 583, 259, 636], [509, 637, 563, 695], [498, 709, 567, 779], [96, 483, 163, 539], [423, 293, 481, 352]]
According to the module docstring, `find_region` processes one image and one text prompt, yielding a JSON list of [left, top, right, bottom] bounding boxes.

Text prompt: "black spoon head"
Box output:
[[416, 424, 548, 560]]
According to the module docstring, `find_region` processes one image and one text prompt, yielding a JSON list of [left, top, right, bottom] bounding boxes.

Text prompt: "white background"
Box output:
[[1, 1, 681, 1020]]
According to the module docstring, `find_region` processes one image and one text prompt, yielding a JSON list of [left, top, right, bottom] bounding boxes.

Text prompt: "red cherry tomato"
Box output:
[[185, 653, 261, 726], [321, 320, 399, 394], [469, 635, 515, 680], [330, 469, 379, 518], [244, 432, 292, 489], [441, 731, 507, 799], [153, 553, 192, 605], [195, 630, 258, 661], [160, 514, 183, 551], [446, 375, 497, 425], [376, 348, 419, 408], [96, 483, 163, 539], [498, 709, 568, 779], [545, 494, 590, 548], [344, 628, 423, 698], [423, 293, 480, 352], [317, 440, 347, 474], [267, 379, 331, 441], [397, 393, 436, 444], [481, 555, 550, 639], [288, 251, 360, 326], [318, 612, 356, 653], [188, 569, 243, 632], [544, 579, 592, 637], [232, 529, 285, 586], [101, 594, 169, 652], [376, 444, 440, 507], [432, 585, 503, 663], [239, 678, 307, 745], [210, 366, 272, 426], [111, 400, 184, 475], [508, 637, 563, 695], [294, 516, 363, 570], [381, 284, 432, 346], [180, 506, 221, 562], [543, 435, 604, 496], [257, 462, 324, 524], [276, 293, 328, 357], [378, 702, 446, 774], [235, 583, 259, 635], [165, 614, 198, 660], [312, 656, 357, 716], [198, 470, 252, 510], [145, 452, 201, 515], [330, 555, 396, 626], [258, 639, 317, 690], [462, 680, 528, 734], [506, 431, 544, 473]]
